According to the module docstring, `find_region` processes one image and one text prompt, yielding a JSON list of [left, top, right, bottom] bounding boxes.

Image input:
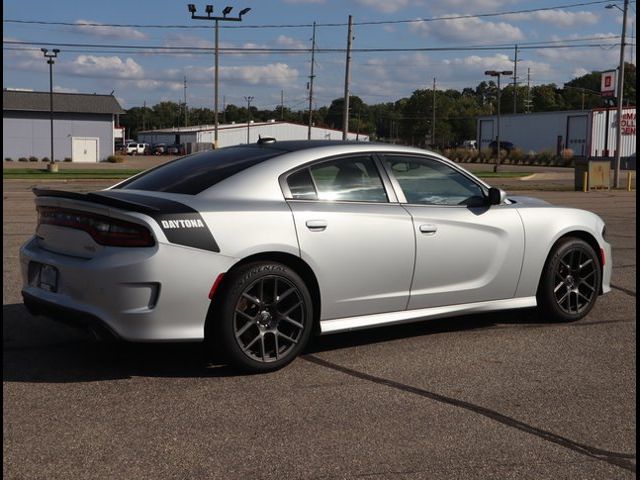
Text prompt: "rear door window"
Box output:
[[286, 156, 388, 203]]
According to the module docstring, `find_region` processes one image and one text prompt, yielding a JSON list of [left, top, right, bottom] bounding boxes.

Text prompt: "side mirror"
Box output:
[[488, 187, 507, 205]]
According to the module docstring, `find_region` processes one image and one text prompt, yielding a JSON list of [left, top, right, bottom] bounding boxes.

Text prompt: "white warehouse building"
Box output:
[[138, 121, 369, 150], [477, 107, 636, 159]]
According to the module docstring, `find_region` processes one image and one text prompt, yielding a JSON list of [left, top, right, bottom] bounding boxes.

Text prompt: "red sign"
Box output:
[[601, 70, 617, 98], [620, 111, 636, 135]]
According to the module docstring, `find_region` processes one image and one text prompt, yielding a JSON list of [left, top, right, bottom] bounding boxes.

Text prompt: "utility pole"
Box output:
[[485, 70, 512, 173], [307, 21, 316, 140], [432, 77, 436, 148], [513, 44, 518, 114], [280, 90, 284, 121], [183, 75, 188, 127], [244, 95, 254, 143], [342, 14, 353, 140], [188, 4, 251, 148], [525, 67, 532, 114], [222, 95, 226, 124], [612, 0, 629, 188], [142, 100, 146, 131], [41, 48, 59, 171]]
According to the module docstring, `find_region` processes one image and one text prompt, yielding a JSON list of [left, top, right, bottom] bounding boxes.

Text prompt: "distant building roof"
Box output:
[[3, 90, 125, 115], [138, 120, 283, 135]]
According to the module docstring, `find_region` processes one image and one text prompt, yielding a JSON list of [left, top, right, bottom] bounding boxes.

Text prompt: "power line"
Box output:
[[3, 40, 627, 54], [1, 1, 626, 30]]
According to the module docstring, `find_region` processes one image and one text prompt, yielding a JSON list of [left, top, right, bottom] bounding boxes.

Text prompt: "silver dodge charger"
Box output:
[[20, 140, 612, 372]]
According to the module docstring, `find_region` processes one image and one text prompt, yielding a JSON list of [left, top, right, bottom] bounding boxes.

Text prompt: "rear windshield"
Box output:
[[114, 146, 283, 195]]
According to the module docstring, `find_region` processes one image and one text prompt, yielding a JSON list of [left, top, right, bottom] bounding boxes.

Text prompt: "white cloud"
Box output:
[[74, 20, 147, 40], [506, 10, 599, 27], [67, 55, 145, 80], [572, 68, 591, 78], [53, 86, 79, 93], [429, 0, 516, 10], [355, 0, 410, 14], [409, 15, 523, 43], [221, 63, 299, 86], [277, 35, 307, 50]]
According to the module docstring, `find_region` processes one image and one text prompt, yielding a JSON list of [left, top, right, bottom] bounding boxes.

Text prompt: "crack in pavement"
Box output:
[[304, 355, 636, 473], [611, 284, 636, 297]]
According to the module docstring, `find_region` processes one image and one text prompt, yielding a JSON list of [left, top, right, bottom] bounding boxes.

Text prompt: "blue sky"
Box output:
[[3, 0, 636, 111]]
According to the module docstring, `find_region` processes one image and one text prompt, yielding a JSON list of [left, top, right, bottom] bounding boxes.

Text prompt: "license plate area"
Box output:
[[28, 262, 59, 292]]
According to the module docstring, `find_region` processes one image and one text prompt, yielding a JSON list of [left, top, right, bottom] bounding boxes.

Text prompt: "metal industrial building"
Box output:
[[3, 90, 125, 162], [138, 121, 369, 150], [477, 107, 636, 158]]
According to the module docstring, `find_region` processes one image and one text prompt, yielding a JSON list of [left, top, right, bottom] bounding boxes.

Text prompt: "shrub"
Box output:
[[64, 157, 72, 162], [107, 155, 125, 163], [5, 157, 13, 162], [28, 156, 39, 162], [509, 148, 525, 165], [18, 157, 28, 162], [41, 157, 50, 162], [536, 150, 555, 166], [560, 148, 574, 160]]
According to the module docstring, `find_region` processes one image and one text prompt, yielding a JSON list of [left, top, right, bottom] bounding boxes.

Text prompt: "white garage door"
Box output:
[[71, 137, 99, 163]]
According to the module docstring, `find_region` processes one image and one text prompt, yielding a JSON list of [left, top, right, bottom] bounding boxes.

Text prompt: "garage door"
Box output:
[[71, 137, 99, 163]]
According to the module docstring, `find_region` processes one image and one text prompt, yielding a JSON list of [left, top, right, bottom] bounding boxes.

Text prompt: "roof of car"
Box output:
[[257, 140, 376, 152]]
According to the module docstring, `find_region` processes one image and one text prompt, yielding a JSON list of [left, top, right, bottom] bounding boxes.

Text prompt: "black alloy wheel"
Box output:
[[537, 237, 601, 322], [214, 262, 313, 372]]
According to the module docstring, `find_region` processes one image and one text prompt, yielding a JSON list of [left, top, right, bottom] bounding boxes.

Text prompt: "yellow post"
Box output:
[[582, 172, 588, 192], [627, 171, 633, 191]]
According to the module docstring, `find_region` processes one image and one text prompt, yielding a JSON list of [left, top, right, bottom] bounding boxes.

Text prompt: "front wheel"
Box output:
[[213, 262, 313, 373], [537, 237, 601, 322]]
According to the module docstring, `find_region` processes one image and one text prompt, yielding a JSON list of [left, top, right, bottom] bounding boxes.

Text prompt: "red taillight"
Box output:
[[600, 248, 605, 266], [37, 207, 155, 247]]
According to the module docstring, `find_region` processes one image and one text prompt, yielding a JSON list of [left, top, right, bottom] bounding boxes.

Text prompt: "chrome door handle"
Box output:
[[306, 220, 327, 231], [419, 224, 437, 234]]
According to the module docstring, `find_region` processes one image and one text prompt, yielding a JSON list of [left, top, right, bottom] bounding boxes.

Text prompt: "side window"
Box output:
[[385, 155, 486, 206], [287, 169, 317, 200], [287, 156, 388, 203]]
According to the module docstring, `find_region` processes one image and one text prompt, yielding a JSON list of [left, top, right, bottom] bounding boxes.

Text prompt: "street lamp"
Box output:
[[605, 0, 629, 188], [484, 70, 513, 173], [188, 4, 250, 148], [42, 48, 60, 172], [244, 96, 254, 143]]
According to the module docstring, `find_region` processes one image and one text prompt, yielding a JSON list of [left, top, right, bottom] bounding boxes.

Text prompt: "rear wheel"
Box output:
[[537, 237, 601, 322], [213, 262, 313, 373]]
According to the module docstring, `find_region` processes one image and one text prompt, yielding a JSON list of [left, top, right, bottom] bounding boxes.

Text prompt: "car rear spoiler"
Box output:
[[32, 188, 220, 252]]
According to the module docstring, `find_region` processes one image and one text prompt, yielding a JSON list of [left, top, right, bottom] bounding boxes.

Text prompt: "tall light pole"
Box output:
[[606, 0, 629, 188], [188, 4, 250, 149], [485, 70, 513, 173], [42, 48, 59, 172], [244, 96, 254, 143], [342, 15, 353, 140]]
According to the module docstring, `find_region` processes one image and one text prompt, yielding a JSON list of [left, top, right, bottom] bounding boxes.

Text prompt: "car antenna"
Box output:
[[257, 135, 276, 144]]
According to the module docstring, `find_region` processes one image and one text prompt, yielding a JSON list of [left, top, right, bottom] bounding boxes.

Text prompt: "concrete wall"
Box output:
[[3, 111, 114, 161]]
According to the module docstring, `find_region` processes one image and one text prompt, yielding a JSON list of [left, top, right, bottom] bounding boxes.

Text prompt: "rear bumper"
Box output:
[[22, 291, 121, 341], [20, 236, 236, 341]]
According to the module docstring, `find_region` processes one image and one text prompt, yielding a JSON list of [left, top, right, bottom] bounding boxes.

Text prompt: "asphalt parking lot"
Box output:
[[3, 178, 636, 479]]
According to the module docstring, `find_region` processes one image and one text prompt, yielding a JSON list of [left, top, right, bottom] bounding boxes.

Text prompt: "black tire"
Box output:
[[537, 237, 601, 322], [212, 261, 313, 373]]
